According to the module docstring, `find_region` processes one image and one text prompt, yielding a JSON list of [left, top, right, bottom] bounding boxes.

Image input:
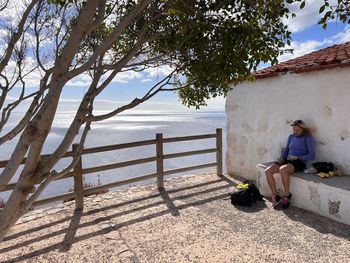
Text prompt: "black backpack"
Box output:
[[312, 162, 334, 173], [230, 180, 263, 207]]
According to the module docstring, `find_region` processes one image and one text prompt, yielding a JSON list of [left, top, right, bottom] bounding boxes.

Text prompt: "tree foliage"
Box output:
[[318, 0, 350, 29]]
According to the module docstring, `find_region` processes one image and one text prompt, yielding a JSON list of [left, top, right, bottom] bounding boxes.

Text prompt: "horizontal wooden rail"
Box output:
[[163, 162, 217, 176], [82, 156, 157, 175], [0, 139, 155, 168], [33, 192, 76, 207], [2, 172, 75, 192], [0, 129, 223, 212], [163, 148, 217, 160], [0, 134, 214, 168], [82, 172, 158, 196], [81, 139, 156, 155], [163, 133, 216, 143], [0, 151, 74, 168]]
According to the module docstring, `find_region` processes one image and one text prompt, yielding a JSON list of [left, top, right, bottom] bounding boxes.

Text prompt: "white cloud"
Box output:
[[140, 78, 152, 83], [112, 70, 143, 83], [66, 65, 176, 87], [283, 0, 336, 33], [278, 26, 350, 62], [205, 96, 225, 110], [1, 0, 25, 22], [326, 26, 350, 43], [56, 98, 188, 112], [0, 56, 47, 89], [66, 70, 144, 87], [145, 65, 174, 78], [279, 40, 323, 62], [66, 73, 91, 87]]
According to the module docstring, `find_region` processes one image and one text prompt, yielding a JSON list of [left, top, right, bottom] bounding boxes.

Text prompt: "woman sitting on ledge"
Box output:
[[265, 120, 315, 209]]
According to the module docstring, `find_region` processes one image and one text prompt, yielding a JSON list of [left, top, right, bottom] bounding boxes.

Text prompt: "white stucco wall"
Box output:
[[225, 67, 350, 180]]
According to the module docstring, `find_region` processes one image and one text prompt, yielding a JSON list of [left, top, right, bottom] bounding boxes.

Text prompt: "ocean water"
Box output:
[[0, 110, 226, 203]]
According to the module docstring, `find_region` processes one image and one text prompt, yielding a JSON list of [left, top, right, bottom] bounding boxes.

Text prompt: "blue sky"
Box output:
[[58, 2, 349, 111]]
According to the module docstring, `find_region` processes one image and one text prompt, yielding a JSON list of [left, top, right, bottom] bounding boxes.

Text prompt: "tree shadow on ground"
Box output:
[[2, 177, 229, 244], [0, 175, 236, 263], [283, 206, 350, 240]]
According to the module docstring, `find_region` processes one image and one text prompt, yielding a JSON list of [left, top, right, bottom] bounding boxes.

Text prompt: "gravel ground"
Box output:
[[1, 173, 350, 263]]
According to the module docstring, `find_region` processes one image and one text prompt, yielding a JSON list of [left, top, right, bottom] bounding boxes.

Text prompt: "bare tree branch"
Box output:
[[38, 63, 104, 171], [23, 109, 93, 211], [0, 0, 102, 193], [65, 0, 154, 81], [0, 51, 42, 134], [33, 0, 51, 71], [90, 70, 177, 122], [0, 0, 10, 12], [0, 92, 44, 144], [0, 0, 39, 73], [0, 74, 9, 110]]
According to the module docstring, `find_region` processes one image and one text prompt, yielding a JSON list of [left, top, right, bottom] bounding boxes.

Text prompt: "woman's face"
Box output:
[[293, 125, 303, 136]]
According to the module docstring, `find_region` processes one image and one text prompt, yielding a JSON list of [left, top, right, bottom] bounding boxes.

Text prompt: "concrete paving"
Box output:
[[1, 173, 350, 263]]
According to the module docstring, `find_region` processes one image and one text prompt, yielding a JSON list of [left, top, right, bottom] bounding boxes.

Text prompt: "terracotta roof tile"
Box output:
[[254, 42, 350, 79]]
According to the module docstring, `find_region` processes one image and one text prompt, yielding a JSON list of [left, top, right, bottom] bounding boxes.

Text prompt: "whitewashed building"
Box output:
[[225, 42, 350, 224]]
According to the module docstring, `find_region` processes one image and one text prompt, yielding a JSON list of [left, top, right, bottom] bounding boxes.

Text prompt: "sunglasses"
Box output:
[[291, 120, 303, 127]]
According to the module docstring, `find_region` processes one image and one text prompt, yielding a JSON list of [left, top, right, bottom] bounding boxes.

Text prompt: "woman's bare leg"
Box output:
[[265, 164, 280, 196], [279, 164, 295, 196]]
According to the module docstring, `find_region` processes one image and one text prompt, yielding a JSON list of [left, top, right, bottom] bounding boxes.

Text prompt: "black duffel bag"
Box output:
[[230, 180, 263, 207], [312, 162, 334, 173]]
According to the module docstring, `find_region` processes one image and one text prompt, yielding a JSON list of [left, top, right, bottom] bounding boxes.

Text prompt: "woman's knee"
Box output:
[[279, 164, 294, 174], [265, 164, 279, 177]]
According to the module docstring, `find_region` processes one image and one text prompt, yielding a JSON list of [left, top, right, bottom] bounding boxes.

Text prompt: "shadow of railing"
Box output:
[[3, 177, 228, 243], [2, 174, 350, 263], [59, 209, 83, 252], [1, 175, 234, 263]]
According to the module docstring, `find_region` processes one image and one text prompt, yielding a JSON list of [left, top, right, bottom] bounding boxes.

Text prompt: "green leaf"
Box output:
[[300, 1, 306, 9], [319, 5, 325, 14], [325, 11, 332, 17], [341, 15, 347, 23]]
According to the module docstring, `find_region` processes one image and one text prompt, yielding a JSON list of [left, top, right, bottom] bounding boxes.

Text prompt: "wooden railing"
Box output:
[[0, 129, 223, 209]]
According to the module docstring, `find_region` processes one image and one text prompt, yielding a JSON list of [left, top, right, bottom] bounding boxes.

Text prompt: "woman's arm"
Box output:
[[281, 135, 292, 159], [299, 136, 316, 161]]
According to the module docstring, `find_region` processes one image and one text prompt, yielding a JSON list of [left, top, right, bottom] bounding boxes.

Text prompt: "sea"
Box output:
[[0, 109, 226, 203]]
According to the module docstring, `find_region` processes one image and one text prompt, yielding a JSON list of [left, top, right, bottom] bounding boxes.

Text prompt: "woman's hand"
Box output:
[[277, 157, 284, 165], [287, 156, 298, 161]]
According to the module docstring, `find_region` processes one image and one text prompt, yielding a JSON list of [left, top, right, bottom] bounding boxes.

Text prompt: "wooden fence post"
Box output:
[[72, 144, 84, 210], [216, 128, 223, 176], [156, 133, 164, 189]]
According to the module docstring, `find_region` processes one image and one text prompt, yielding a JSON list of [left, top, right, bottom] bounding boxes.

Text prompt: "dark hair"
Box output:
[[291, 120, 303, 126], [291, 119, 312, 135]]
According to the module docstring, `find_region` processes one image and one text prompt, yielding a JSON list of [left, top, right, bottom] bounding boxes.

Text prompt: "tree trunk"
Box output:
[[0, 175, 37, 241], [0, 0, 102, 241]]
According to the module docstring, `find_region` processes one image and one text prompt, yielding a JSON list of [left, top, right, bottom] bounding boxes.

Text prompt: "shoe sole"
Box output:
[[282, 196, 292, 210]]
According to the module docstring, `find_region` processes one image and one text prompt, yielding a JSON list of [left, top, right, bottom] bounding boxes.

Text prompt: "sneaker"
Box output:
[[303, 167, 317, 174], [271, 194, 281, 208], [282, 194, 292, 209]]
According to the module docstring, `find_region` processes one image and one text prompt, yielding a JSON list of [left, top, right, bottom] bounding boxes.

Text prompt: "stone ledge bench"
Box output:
[[257, 162, 350, 225]]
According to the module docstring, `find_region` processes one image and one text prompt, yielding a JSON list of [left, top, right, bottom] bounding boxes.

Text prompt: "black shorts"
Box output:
[[275, 159, 306, 172]]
